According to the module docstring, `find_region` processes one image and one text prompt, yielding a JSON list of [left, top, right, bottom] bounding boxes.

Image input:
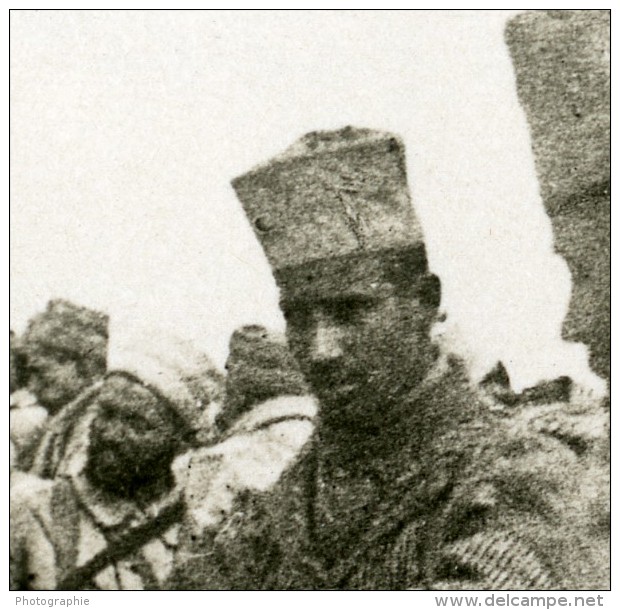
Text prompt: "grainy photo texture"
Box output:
[[9, 10, 610, 591]]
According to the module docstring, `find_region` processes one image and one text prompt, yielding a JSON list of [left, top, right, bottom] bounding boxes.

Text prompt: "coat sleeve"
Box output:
[[430, 401, 609, 590]]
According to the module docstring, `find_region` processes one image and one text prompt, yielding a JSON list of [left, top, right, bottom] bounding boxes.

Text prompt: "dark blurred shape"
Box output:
[[505, 10, 610, 383], [480, 361, 572, 408], [23, 299, 109, 363], [217, 325, 309, 433]]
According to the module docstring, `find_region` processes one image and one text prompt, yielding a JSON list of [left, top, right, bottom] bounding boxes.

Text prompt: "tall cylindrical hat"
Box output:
[[232, 126, 428, 291]]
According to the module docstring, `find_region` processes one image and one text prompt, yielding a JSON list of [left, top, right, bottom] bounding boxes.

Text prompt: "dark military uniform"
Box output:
[[170, 361, 609, 590], [170, 122, 609, 590]]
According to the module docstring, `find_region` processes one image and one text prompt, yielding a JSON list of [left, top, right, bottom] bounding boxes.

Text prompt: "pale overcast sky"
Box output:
[[9, 10, 604, 394]]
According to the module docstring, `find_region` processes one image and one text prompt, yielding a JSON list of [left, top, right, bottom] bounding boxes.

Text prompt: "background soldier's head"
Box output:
[[233, 127, 441, 433], [85, 328, 223, 500], [218, 324, 309, 434], [22, 300, 109, 414]]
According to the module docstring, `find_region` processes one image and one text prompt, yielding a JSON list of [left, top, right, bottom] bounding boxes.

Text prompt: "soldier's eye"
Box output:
[[41, 347, 77, 366], [332, 303, 356, 324], [281, 302, 311, 327], [331, 298, 375, 324]]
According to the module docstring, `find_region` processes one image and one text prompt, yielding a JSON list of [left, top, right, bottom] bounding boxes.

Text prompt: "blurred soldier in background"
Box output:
[[24, 300, 110, 477], [506, 10, 610, 391], [171, 127, 608, 590], [21, 299, 109, 416], [216, 324, 312, 434], [173, 324, 315, 551], [10, 328, 223, 590]]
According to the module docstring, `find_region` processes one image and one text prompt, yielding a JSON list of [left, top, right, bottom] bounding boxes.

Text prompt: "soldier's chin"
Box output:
[[318, 389, 380, 433], [315, 383, 355, 409]]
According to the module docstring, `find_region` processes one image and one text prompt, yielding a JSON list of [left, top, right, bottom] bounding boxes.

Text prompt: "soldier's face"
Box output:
[[282, 282, 437, 431], [26, 347, 93, 413]]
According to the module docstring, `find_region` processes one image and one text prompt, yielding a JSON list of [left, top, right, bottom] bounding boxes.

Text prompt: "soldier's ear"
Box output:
[[419, 274, 441, 310]]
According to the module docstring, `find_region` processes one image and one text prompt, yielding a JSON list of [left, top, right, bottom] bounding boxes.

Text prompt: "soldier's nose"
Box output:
[[310, 318, 344, 362]]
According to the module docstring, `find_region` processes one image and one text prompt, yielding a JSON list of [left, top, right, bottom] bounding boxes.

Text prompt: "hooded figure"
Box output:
[[11, 327, 223, 590]]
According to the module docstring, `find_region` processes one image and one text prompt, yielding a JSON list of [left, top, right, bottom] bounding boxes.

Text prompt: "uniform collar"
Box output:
[[259, 357, 480, 578]]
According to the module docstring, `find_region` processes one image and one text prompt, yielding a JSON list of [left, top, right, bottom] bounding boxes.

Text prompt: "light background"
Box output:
[[9, 9, 605, 394]]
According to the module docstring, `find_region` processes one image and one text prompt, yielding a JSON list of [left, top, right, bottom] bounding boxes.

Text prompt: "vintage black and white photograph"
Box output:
[[9, 9, 611, 596]]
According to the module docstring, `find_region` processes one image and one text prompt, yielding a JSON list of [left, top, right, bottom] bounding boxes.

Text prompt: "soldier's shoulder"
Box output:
[[478, 396, 608, 462], [423, 387, 609, 530], [445, 397, 609, 545], [212, 441, 312, 542], [413, 395, 609, 589]]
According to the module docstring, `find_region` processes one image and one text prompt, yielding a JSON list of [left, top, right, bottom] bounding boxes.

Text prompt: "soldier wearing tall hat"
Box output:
[[170, 127, 608, 590]]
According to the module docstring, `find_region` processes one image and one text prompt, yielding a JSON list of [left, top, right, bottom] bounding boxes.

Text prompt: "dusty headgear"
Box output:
[[107, 327, 224, 431], [219, 325, 309, 432], [232, 126, 427, 288], [226, 325, 308, 397], [227, 325, 299, 370], [23, 300, 109, 363]]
